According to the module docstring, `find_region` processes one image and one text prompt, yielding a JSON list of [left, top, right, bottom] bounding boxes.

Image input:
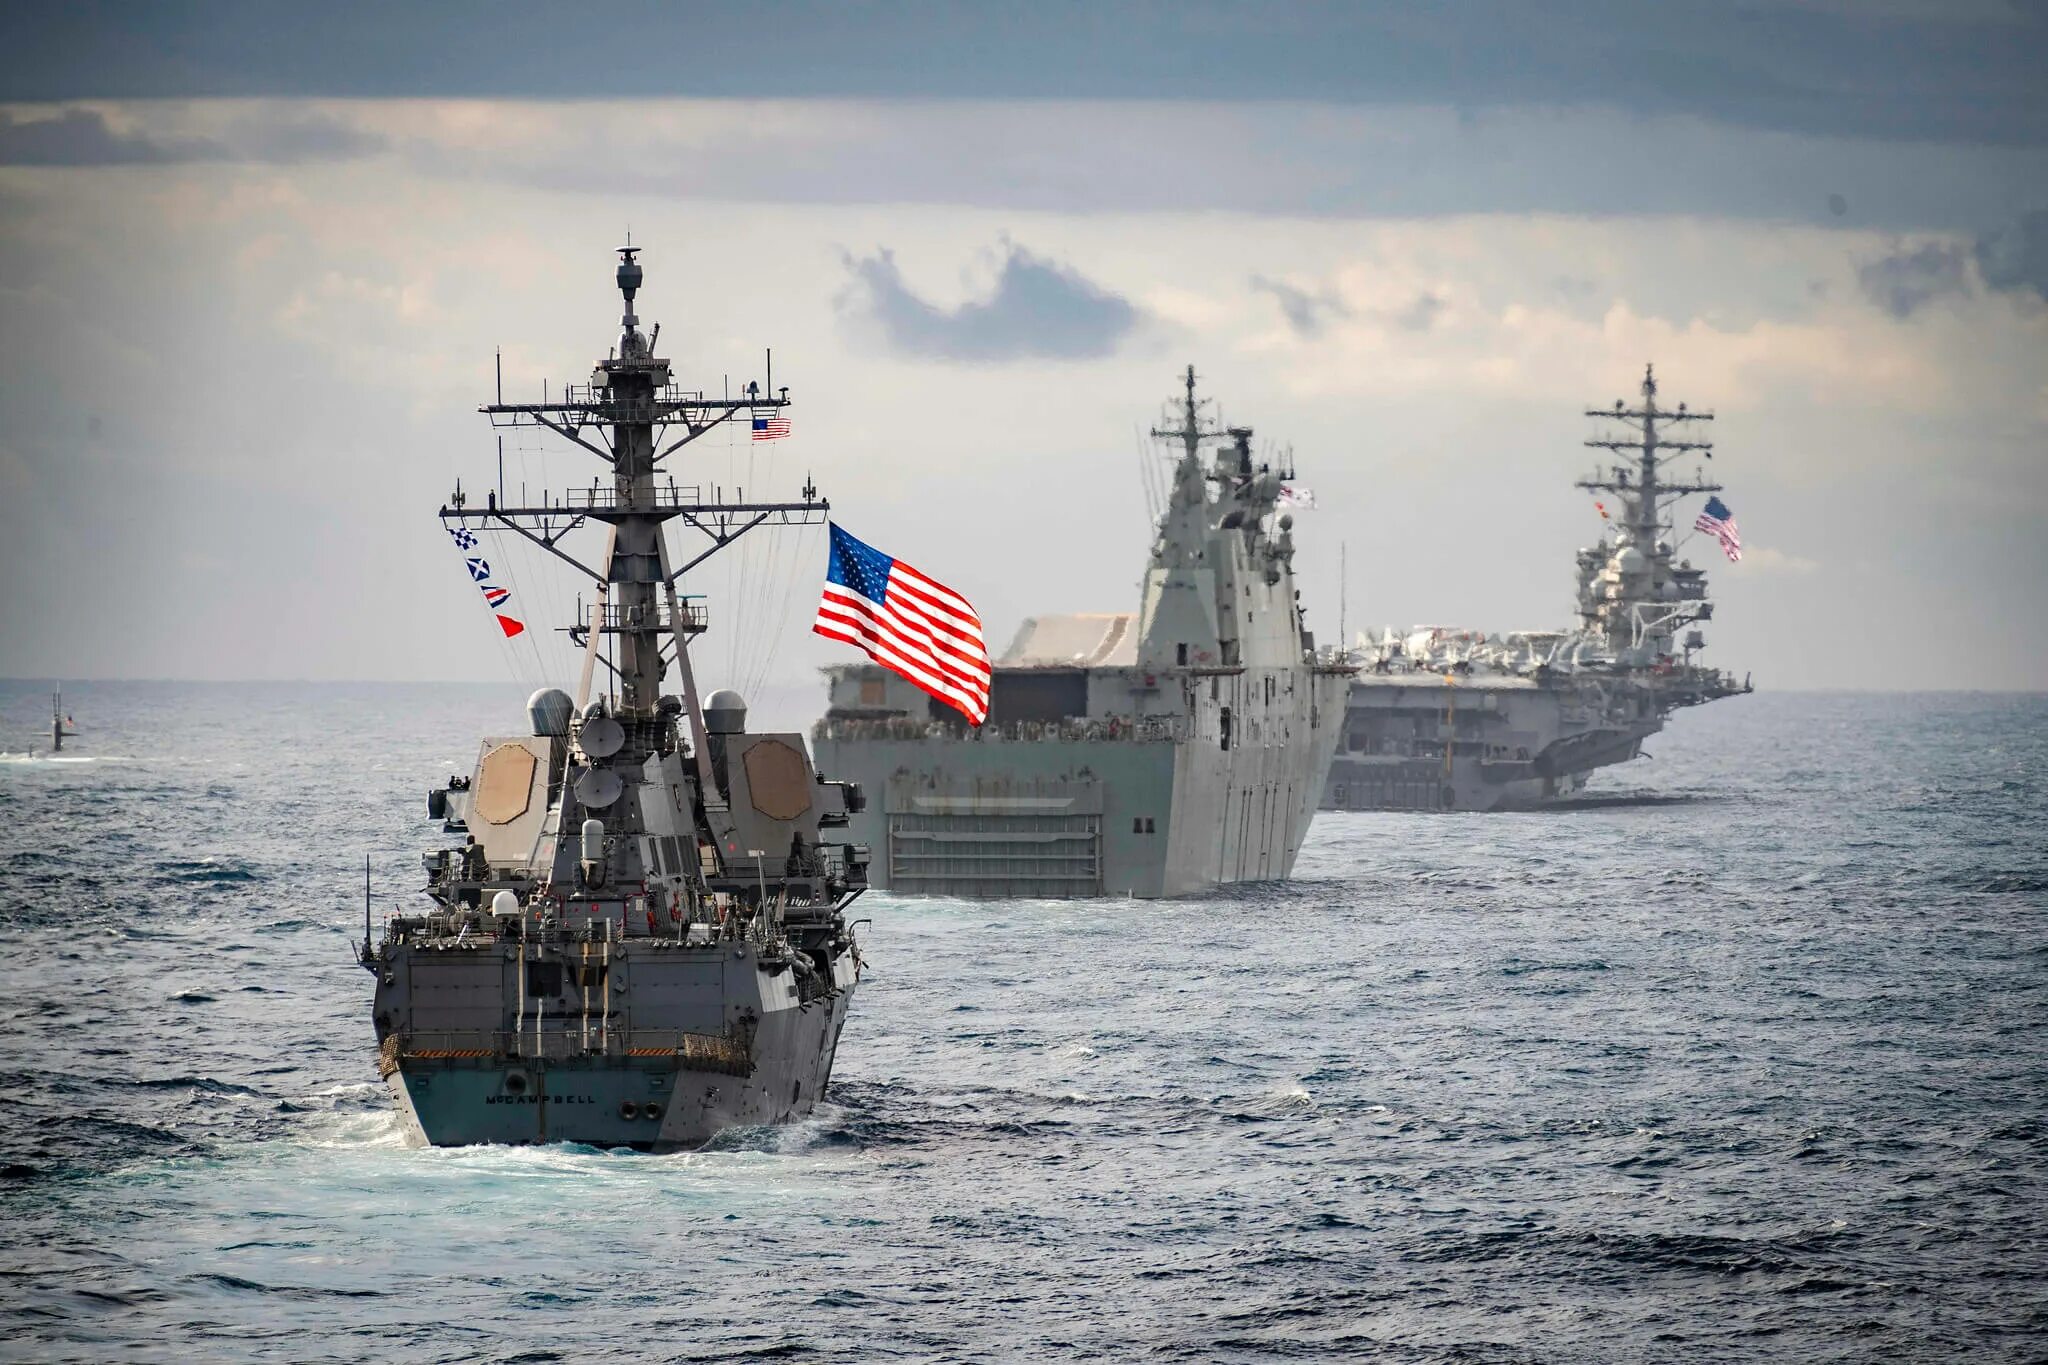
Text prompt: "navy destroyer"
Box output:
[[1321, 366, 1751, 812], [813, 368, 1350, 897], [359, 248, 869, 1149]]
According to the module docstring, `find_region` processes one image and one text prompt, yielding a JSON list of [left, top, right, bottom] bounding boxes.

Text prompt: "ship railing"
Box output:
[[558, 382, 723, 409], [815, 714, 1191, 744], [398, 1027, 754, 1073], [555, 483, 707, 512], [582, 599, 708, 635]]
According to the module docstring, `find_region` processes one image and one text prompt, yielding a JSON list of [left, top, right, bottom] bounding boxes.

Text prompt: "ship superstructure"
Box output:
[[1321, 366, 1751, 812], [49, 687, 75, 753], [360, 249, 869, 1149], [813, 368, 1349, 897]]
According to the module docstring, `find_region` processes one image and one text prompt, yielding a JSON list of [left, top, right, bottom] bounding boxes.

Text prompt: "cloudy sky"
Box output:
[[2, 1, 2044, 714]]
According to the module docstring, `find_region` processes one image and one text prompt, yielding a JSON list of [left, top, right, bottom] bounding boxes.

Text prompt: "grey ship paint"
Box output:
[[359, 249, 870, 1150], [1322, 366, 1751, 812], [813, 368, 1350, 898]]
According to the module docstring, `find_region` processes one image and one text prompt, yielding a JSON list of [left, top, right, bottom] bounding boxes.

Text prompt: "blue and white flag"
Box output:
[[445, 523, 525, 638]]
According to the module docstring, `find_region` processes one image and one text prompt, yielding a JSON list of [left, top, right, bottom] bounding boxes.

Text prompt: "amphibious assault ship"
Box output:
[[1321, 366, 1751, 812], [813, 368, 1350, 897], [359, 249, 869, 1149]]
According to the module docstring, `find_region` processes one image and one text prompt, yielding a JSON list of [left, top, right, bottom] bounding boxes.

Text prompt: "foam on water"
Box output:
[[1, 681, 2044, 1361]]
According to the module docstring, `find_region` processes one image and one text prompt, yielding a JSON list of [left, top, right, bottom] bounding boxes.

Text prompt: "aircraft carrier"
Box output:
[[359, 247, 869, 1149], [812, 368, 1350, 898], [1321, 366, 1751, 812]]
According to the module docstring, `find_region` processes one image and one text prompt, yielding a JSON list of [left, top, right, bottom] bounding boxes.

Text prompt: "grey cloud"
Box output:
[[446, 97, 2048, 238], [1858, 212, 2048, 317], [1387, 291, 1445, 333], [1857, 241, 1970, 318], [1251, 275, 1348, 337], [225, 109, 387, 163], [1252, 277, 1441, 337], [1974, 210, 2048, 304], [4, 2, 2045, 148], [0, 108, 222, 165], [838, 242, 1137, 362], [0, 107, 384, 167]]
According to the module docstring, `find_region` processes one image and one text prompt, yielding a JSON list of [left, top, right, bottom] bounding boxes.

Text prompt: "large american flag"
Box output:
[[1695, 495, 1742, 562], [751, 413, 792, 441], [813, 523, 991, 724]]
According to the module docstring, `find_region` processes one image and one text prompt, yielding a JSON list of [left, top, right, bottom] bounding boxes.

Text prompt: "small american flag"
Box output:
[[1695, 495, 1742, 562], [752, 413, 792, 442], [813, 523, 991, 724]]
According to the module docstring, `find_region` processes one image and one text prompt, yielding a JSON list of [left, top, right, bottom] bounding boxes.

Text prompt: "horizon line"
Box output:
[[3, 677, 2044, 698]]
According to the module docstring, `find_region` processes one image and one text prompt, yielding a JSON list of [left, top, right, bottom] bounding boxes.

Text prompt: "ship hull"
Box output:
[[1319, 676, 1665, 812], [1322, 752, 1603, 812], [375, 940, 858, 1151], [816, 680, 1344, 898]]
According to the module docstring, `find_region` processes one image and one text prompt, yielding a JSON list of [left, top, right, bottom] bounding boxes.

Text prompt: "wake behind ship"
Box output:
[[360, 249, 869, 1150], [813, 368, 1350, 898]]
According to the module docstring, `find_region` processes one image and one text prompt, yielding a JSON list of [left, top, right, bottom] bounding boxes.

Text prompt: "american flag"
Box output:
[[1695, 495, 1742, 562], [813, 523, 990, 724], [752, 413, 792, 442]]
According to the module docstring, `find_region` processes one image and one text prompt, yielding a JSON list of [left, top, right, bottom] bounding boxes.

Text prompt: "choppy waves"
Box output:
[[0, 684, 2044, 1361]]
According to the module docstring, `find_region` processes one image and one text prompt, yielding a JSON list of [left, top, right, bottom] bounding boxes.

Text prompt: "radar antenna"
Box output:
[[441, 249, 830, 873]]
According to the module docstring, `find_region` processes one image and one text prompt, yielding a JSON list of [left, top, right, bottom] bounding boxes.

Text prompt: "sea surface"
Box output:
[[0, 682, 2043, 1363]]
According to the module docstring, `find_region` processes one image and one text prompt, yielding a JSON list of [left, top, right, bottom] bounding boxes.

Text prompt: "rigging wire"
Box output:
[[505, 427, 577, 683], [487, 430, 556, 685], [743, 435, 795, 699], [1136, 419, 1165, 529], [440, 400, 538, 690]]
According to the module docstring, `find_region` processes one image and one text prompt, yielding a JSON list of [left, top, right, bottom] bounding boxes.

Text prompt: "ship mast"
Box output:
[[442, 248, 829, 861], [1149, 363, 1228, 465], [1576, 363, 1719, 550], [1573, 364, 1723, 661]]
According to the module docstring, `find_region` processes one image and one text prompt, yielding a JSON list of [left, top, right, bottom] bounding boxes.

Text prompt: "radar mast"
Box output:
[[1573, 364, 1726, 663], [1576, 363, 1720, 550], [444, 248, 829, 871]]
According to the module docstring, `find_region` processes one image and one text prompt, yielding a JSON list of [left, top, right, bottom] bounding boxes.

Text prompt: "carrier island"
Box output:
[[360, 249, 869, 1150], [1322, 365, 1751, 812], [813, 368, 1351, 898]]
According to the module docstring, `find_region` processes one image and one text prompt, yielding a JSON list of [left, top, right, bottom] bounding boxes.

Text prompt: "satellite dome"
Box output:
[[527, 688, 574, 737], [704, 689, 748, 734], [1615, 546, 1649, 575]]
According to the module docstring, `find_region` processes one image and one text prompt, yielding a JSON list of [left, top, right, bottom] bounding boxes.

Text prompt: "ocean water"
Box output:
[[0, 681, 2043, 1363]]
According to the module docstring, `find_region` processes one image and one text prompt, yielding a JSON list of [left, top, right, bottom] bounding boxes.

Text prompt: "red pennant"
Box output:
[[496, 615, 526, 639]]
